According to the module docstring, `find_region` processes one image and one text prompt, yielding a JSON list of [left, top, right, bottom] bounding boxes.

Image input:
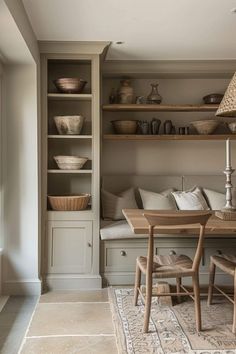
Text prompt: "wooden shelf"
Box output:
[[48, 93, 92, 101], [47, 169, 93, 174], [102, 104, 219, 112], [48, 135, 92, 139], [103, 134, 236, 141]]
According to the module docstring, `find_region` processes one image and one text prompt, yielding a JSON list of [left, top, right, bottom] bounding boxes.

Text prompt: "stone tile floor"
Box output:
[[18, 289, 118, 354]]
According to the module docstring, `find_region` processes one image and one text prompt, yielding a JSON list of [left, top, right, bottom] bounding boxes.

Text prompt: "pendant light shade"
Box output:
[[216, 72, 236, 117]]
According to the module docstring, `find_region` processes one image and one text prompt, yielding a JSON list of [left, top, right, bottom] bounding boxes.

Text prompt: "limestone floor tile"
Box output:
[[27, 303, 114, 336], [21, 335, 118, 354], [40, 289, 108, 303]]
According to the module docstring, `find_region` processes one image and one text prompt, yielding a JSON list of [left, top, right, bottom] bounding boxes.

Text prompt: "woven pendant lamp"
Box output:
[[216, 72, 236, 117]]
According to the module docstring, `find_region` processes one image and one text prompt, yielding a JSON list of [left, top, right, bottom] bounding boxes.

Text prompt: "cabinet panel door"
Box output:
[[47, 221, 92, 274]]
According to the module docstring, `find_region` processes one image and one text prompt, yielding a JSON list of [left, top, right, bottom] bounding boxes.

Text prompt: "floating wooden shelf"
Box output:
[[48, 93, 92, 101], [48, 135, 92, 139], [102, 104, 219, 112], [103, 134, 236, 141], [47, 169, 93, 174]]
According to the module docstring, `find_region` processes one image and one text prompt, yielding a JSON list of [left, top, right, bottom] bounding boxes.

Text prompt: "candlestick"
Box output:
[[226, 138, 231, 168]]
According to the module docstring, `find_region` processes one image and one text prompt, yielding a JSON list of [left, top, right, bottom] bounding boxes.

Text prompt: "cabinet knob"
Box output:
[[169, 250, 176, 256], [88, 242, 92, 248], [120, 250, 127, 256], [217, 250, 222, 255]]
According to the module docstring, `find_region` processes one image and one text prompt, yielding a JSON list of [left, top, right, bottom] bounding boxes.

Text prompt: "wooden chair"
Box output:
[[207, 253, 236, 333], [134, 211, 211, 333]]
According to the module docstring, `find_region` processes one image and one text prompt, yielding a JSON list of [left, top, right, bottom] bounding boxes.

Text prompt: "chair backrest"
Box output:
[[143, 211, 211, 271]]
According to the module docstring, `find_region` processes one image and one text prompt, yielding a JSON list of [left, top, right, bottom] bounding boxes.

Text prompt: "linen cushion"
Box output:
[[101, 188, 138, 220], [172, 187, 209, 210], [139, 188, 177, 210], [203, 188, 236, 210]]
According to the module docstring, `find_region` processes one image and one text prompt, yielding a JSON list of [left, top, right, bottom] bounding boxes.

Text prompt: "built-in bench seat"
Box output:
[[100, 175, 236, 286]]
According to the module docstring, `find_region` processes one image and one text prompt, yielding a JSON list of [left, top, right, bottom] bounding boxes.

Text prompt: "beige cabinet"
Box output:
[[40, 42, 109, 290], [47, 221, 92, 274], [101, 238, 236, 287]]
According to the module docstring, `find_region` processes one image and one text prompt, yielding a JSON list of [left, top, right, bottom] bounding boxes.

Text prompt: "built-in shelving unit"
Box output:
[[103, 134, 236, 141], [102, 104, 219, 112]]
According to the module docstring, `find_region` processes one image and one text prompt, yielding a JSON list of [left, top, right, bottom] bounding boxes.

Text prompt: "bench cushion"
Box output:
[[100, 220, 147, 240]]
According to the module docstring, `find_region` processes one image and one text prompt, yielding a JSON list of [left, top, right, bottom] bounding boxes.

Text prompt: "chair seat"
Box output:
[[137, 254, 194, 278], [211, 255, 236, 276]]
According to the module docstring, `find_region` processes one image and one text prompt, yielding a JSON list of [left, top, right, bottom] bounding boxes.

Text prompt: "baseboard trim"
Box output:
[[45, 274, 102, 290], [3, 279, 42, 295]]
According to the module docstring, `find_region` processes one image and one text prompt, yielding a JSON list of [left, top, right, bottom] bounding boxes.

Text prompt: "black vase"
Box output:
[[163, 120, 173, 134], [151, 118, 161, 134]]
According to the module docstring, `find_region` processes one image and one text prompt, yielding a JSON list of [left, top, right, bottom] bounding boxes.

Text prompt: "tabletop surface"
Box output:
[[122, 209, 236, 237]]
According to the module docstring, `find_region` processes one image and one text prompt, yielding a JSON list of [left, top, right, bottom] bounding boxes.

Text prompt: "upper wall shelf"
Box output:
[[102, 104, 219, 112], [48, 93, 92, 101], [103, 134, 236, 141]]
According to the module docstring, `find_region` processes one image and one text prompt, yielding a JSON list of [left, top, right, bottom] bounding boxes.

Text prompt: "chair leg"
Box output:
[[134, 262, 141, 306], [193, 273, 202, 332], [207, 259, 216, 306], [233, 271, 236, 334], [143, 270, 152, 333], [176, 277, 182, 303]]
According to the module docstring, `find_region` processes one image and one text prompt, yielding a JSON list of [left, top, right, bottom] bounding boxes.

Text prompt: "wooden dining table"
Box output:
[[122, 209, 236, 237]]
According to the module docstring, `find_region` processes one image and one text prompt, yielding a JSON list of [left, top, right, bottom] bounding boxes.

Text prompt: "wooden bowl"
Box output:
[[54, 78, 87, 94], [191, 119, 219, 135], [203, 94, 223, 104], [48, 194, 90, 211], [54, 115, 85, 135], [53, 156, 88, 170], [111, 120, 138, 134]]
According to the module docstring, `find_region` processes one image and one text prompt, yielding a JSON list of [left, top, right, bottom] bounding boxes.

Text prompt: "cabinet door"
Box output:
[[47, 221, 92, 274]]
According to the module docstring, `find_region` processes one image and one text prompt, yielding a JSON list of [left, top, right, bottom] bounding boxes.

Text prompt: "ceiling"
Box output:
[[22, 0, 236, 60]]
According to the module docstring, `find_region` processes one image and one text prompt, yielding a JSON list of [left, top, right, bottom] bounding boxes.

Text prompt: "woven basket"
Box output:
[[111, 120, 138, 134], [48, 194, 90, 211]]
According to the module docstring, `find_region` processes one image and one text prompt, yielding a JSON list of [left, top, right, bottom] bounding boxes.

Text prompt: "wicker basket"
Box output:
[[111, 120, 138, 134], [48, 194, 90, 211]]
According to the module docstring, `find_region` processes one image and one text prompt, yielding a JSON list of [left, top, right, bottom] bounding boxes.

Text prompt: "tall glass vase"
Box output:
[[147, 84, 162, 104]]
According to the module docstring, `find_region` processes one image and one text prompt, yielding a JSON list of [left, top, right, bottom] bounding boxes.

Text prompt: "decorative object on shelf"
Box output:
[[54, 115, 85, 135], [117, 79, 134, 104], [135, 96, 146, 104], [179, 127, 190, 135], [228, 121, 236, 134], [171, 126, 176, 134], [215, 138, 236, 220], [216, 72, 236, 117], [53, 78, 87, 94], [151, 118, 161, 134], [147, 83, 162, 104], [109, 88, 117, 104], [111, 120, 138, 134], [48, 194, 90, 211], [53, 156, 88, 170], [190, 119, 219, 135], [163, 120, 173, 134], [203, 93, 224, 104], [138, 120, 149, 134]]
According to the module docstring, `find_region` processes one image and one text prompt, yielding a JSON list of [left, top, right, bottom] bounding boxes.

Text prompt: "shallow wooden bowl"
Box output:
[[54, 78, 87, 94], [191, 119, 219, 135]]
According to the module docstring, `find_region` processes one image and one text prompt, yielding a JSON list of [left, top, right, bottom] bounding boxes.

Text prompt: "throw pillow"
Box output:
[[203, 188, 236, 210], [139, 188, 177, 210], [172, 186, 209, 210], [101, 188, 138, 220]]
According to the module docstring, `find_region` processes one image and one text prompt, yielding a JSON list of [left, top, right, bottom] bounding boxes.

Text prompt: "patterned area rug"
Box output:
[[109, 288, 236, 354]]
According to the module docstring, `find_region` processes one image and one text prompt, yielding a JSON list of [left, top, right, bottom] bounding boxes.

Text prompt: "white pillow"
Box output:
[[139, 188, 177, 210], [101, 188, 138, 220], [203, 188, 236, 210], [172, 187, 209, 210]]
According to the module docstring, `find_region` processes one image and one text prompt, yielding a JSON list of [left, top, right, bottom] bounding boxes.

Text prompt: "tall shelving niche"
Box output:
[[40, 42, 108, 290]]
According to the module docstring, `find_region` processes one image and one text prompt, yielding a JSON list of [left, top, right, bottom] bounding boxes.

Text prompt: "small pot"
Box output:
[[228, 121, 236, 134], [203, 94, 224, 104]]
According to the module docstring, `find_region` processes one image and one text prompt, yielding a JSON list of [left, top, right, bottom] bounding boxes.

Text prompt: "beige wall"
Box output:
[[102, 77, 233, 176]]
